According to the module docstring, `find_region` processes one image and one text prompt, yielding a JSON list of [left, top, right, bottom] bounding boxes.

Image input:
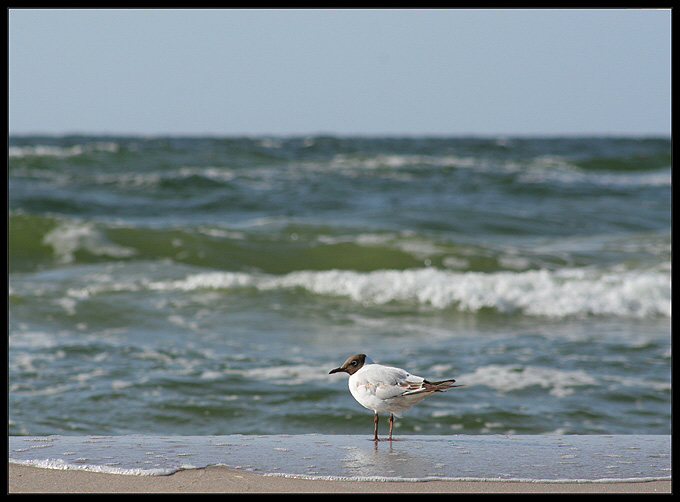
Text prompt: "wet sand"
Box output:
[[9, 464, 671, 493]]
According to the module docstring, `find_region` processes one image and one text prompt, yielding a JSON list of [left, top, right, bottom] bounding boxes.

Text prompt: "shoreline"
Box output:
[[9, 464, 672, 493], [9, 434, 671, 490]]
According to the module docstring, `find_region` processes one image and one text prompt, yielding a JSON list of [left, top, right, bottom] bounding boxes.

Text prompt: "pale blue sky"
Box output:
[[9, 8, 671, 137]]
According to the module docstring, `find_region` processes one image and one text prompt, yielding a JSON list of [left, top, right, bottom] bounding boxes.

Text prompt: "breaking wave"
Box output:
[[54, 265, 669, 319]]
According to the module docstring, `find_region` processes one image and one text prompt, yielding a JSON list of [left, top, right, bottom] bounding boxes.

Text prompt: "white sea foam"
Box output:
[[457, 365, 597, 398], [519, 165, 671, 188], [514, 155, 671, 187], [150, 271, 254, 292], [43, 221, 136, 264], [50, 263, 671, 319], [316, 153, 670, 188], [9, 142, 119, 158], [10, 458, 176, 476], [146, 266, 669, 319], [229, 363, 338, 386], [327, 153, 478, 171]]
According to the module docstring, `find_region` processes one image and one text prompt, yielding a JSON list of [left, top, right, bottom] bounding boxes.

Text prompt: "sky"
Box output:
[[8, 8, 672, 137]]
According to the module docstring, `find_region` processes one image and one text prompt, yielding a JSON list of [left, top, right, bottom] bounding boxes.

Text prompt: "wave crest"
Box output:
[[150, 266, 670, 319]]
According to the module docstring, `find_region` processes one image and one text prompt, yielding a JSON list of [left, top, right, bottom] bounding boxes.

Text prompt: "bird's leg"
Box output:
[[373, 412, 379, 441], [389, 413, 394, 440]]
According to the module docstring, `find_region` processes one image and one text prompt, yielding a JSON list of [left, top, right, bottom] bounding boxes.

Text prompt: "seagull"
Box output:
[[329, 354, 463, 441]]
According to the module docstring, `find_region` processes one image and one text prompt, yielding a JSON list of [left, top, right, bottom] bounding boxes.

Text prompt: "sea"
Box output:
[[8, 135, 671, 439]]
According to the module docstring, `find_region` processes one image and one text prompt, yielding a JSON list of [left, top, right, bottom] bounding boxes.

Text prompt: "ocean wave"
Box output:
[[515, 161, 670, 188], [10, 140, 669, 190], [10, 214, 670, 319], [313, 150, 671, 187], [42, 221, 137, 264], [140, 266, 670, 319], [456, 364, 597, 398], [227, 363, 339, 386], [9, 142, 120, 158], [9, 458, 175, 476]]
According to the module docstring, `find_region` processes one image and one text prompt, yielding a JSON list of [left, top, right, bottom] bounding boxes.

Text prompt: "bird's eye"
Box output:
[[351, 360, 358, 366]]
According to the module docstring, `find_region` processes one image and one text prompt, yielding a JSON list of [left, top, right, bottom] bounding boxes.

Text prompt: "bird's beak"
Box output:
[[329, 367, 345, 374]]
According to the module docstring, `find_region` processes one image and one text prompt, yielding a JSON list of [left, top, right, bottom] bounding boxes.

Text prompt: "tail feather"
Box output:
[[424, 379, 464, 392]]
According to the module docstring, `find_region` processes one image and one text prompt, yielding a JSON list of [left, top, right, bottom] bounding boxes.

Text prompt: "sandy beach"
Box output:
[[9, 464, 671, 493]]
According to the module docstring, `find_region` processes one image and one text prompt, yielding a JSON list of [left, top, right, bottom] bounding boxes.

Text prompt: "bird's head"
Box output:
[[329, 354, 371, 376]]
